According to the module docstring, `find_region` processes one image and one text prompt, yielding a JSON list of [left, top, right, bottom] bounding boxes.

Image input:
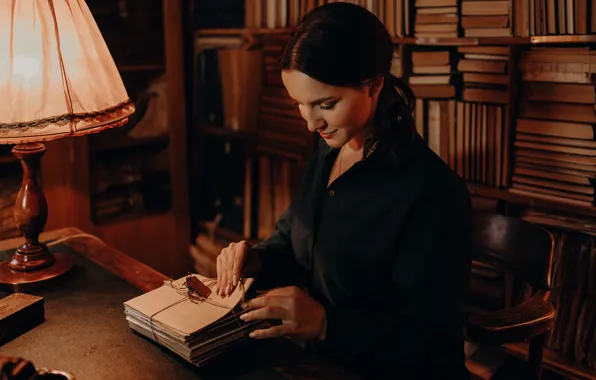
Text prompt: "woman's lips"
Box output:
[[319, 129, 337, 139]]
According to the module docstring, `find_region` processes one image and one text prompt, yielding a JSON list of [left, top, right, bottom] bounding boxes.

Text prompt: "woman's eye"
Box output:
[[319, 102, 337, 110]]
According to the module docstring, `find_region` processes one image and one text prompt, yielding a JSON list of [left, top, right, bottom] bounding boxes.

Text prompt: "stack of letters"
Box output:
[[123, 274, 268, 366]]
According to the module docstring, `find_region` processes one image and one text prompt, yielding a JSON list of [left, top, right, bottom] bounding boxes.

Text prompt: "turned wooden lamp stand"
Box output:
[[0, 1, 135, 291], [0, 143, 74, 291]]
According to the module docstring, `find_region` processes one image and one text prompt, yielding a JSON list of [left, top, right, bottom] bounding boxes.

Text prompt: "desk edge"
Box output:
[[0, 227, 168, 293]]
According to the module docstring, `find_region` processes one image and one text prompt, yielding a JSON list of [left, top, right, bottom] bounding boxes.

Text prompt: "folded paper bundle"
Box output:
[[123, 274, 269, 366]]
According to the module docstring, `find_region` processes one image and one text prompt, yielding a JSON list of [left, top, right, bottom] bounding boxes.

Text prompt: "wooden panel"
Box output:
[[163, 0, 193, 273], [94, 212, 185, 279]]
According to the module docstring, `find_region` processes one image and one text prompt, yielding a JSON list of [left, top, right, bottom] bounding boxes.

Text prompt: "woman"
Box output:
[[215, 3, 472, 379]]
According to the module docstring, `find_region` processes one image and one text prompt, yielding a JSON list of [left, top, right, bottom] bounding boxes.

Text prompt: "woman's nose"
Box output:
[[302, 109, 325, 132], [299, 105, 326, 132], [306, 119, 319, 132]]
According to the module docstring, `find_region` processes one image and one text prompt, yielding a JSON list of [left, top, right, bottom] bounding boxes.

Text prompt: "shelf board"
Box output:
[[90, 135, 169, 153], [197, 28, 596, 46], [93, 209, 170, 227], [467, 183, 596, 217], [0, 155, 16, 165], [393, 34, 596, 46], [201, 124, 256, 140], [503, 343, 596, 380], [196, 28, 596, 45], [196, 28, 293, 37], [530, 34, 596, 44], [393, 36, 530, 45], [117, 64, 164, 73]]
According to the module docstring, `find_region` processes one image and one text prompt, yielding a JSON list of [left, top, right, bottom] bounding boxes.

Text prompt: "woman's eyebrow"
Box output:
[[310, 96, 335, 105], [292, 96, 336, 105]]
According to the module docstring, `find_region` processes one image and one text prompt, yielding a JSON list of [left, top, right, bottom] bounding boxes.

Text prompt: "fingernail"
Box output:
[[241, 303, 247, 309], [240, 313, 248, 320], [249, 332, 256, 338], [233, 275, 238, 287], [226, 285, 231, 295]]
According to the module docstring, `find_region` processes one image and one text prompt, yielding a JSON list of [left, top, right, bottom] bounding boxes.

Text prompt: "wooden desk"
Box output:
[[0, 228, 360, 380]]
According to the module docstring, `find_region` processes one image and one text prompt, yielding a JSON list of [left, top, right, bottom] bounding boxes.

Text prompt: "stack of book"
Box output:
[[381, 0, 412, 38], [454, 101, 507, 187], [408, 49, 456, 98], [461, 0, 511, 37], [415, 99, 456, 168], [124, 274, 270, 366], [415, 97, 508, 187], [458, 46, 509, 104], [413, 0, 459, 38], [527, 0, 594, 36], [512, 46, 596, 206], [0, 293, 44, 346]]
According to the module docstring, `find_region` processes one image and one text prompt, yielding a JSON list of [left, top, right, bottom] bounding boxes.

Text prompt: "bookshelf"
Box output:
[[191, 32, 596, 238], [392, 34, 596, 45], [189, 0, 596, 378]]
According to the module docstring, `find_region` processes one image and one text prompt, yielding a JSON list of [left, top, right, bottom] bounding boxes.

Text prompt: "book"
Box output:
[[0, 293, 44, 346], [123, 274, 270, 366]]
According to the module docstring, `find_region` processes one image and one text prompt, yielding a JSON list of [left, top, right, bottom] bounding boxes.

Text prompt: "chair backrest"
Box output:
[[471, 211, 555, 291]]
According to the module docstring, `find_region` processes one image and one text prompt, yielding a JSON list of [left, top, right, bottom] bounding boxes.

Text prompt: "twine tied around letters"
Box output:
[[147, 273, 248, 344]]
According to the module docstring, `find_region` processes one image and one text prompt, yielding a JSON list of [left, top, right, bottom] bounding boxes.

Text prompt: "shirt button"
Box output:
[[329, 190, 335, 197]]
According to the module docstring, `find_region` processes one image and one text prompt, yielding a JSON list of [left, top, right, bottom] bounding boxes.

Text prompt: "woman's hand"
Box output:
[[216, 241, 261, 297], [239, 286, 327, 341]]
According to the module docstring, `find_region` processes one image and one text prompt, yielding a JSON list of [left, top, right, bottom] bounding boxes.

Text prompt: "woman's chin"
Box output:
[[322, 138, 345, 149]]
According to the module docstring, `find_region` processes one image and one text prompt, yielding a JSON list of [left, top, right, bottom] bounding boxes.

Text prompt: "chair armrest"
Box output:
[[466, 290, 555, 345]]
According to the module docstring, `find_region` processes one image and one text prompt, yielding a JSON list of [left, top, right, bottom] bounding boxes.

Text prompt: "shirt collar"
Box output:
[[320, 139, 379, 161]]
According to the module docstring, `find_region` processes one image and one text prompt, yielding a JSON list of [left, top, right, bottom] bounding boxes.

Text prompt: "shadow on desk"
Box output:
[[0, 231, 361, 380]]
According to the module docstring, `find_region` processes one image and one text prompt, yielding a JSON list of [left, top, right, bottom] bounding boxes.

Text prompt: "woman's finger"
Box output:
[[240, 305, 287, 322], [241, 294, 291, 312], [216, 254, 223, 294], [231, 241, 246, 287], [248, 325, 288, 339], [241, 296, 268, 311], [226, 244, 242, 294], [220, 249, 230, 296]]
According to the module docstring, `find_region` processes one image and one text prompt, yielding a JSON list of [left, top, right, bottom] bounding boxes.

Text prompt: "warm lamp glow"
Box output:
[[0, 0, 135, 291], [0, 0, 135, 144]]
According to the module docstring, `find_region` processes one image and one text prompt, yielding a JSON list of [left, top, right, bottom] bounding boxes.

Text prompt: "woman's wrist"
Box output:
[[316, 310, 327, 341]]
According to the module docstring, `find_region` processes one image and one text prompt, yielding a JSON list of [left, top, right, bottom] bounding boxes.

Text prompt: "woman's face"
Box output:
[[281, 69, 380, 148]]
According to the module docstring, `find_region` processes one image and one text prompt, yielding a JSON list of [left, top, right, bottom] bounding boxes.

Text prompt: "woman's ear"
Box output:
[[368, 76, 384, 97]]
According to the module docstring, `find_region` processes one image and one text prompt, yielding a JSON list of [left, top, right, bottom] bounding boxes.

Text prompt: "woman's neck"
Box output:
[[346, 129, 367, 152]]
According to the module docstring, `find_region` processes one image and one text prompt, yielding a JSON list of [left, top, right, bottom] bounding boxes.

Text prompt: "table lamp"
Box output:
[[0, 1, 135, 291]]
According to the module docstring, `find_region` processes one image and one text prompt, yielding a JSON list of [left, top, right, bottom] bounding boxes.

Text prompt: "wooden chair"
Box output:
[[465, 211, 556, 380]]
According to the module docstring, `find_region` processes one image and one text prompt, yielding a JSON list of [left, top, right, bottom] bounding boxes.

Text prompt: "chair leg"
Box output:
[[528, 333, 545, 380]]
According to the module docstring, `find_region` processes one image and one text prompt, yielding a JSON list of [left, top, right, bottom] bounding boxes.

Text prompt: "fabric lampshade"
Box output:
[[0, 0, 135, 144]]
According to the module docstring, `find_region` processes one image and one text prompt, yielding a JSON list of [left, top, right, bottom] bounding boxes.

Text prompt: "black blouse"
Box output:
[[252, 134, 472, 379]]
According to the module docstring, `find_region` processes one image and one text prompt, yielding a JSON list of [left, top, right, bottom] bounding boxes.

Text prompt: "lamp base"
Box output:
[[0, 253, 74, 292], [1, 142, 75, 292]]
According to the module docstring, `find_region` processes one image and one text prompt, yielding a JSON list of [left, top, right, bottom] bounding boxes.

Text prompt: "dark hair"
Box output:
[[280, 2, 416, 159]]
